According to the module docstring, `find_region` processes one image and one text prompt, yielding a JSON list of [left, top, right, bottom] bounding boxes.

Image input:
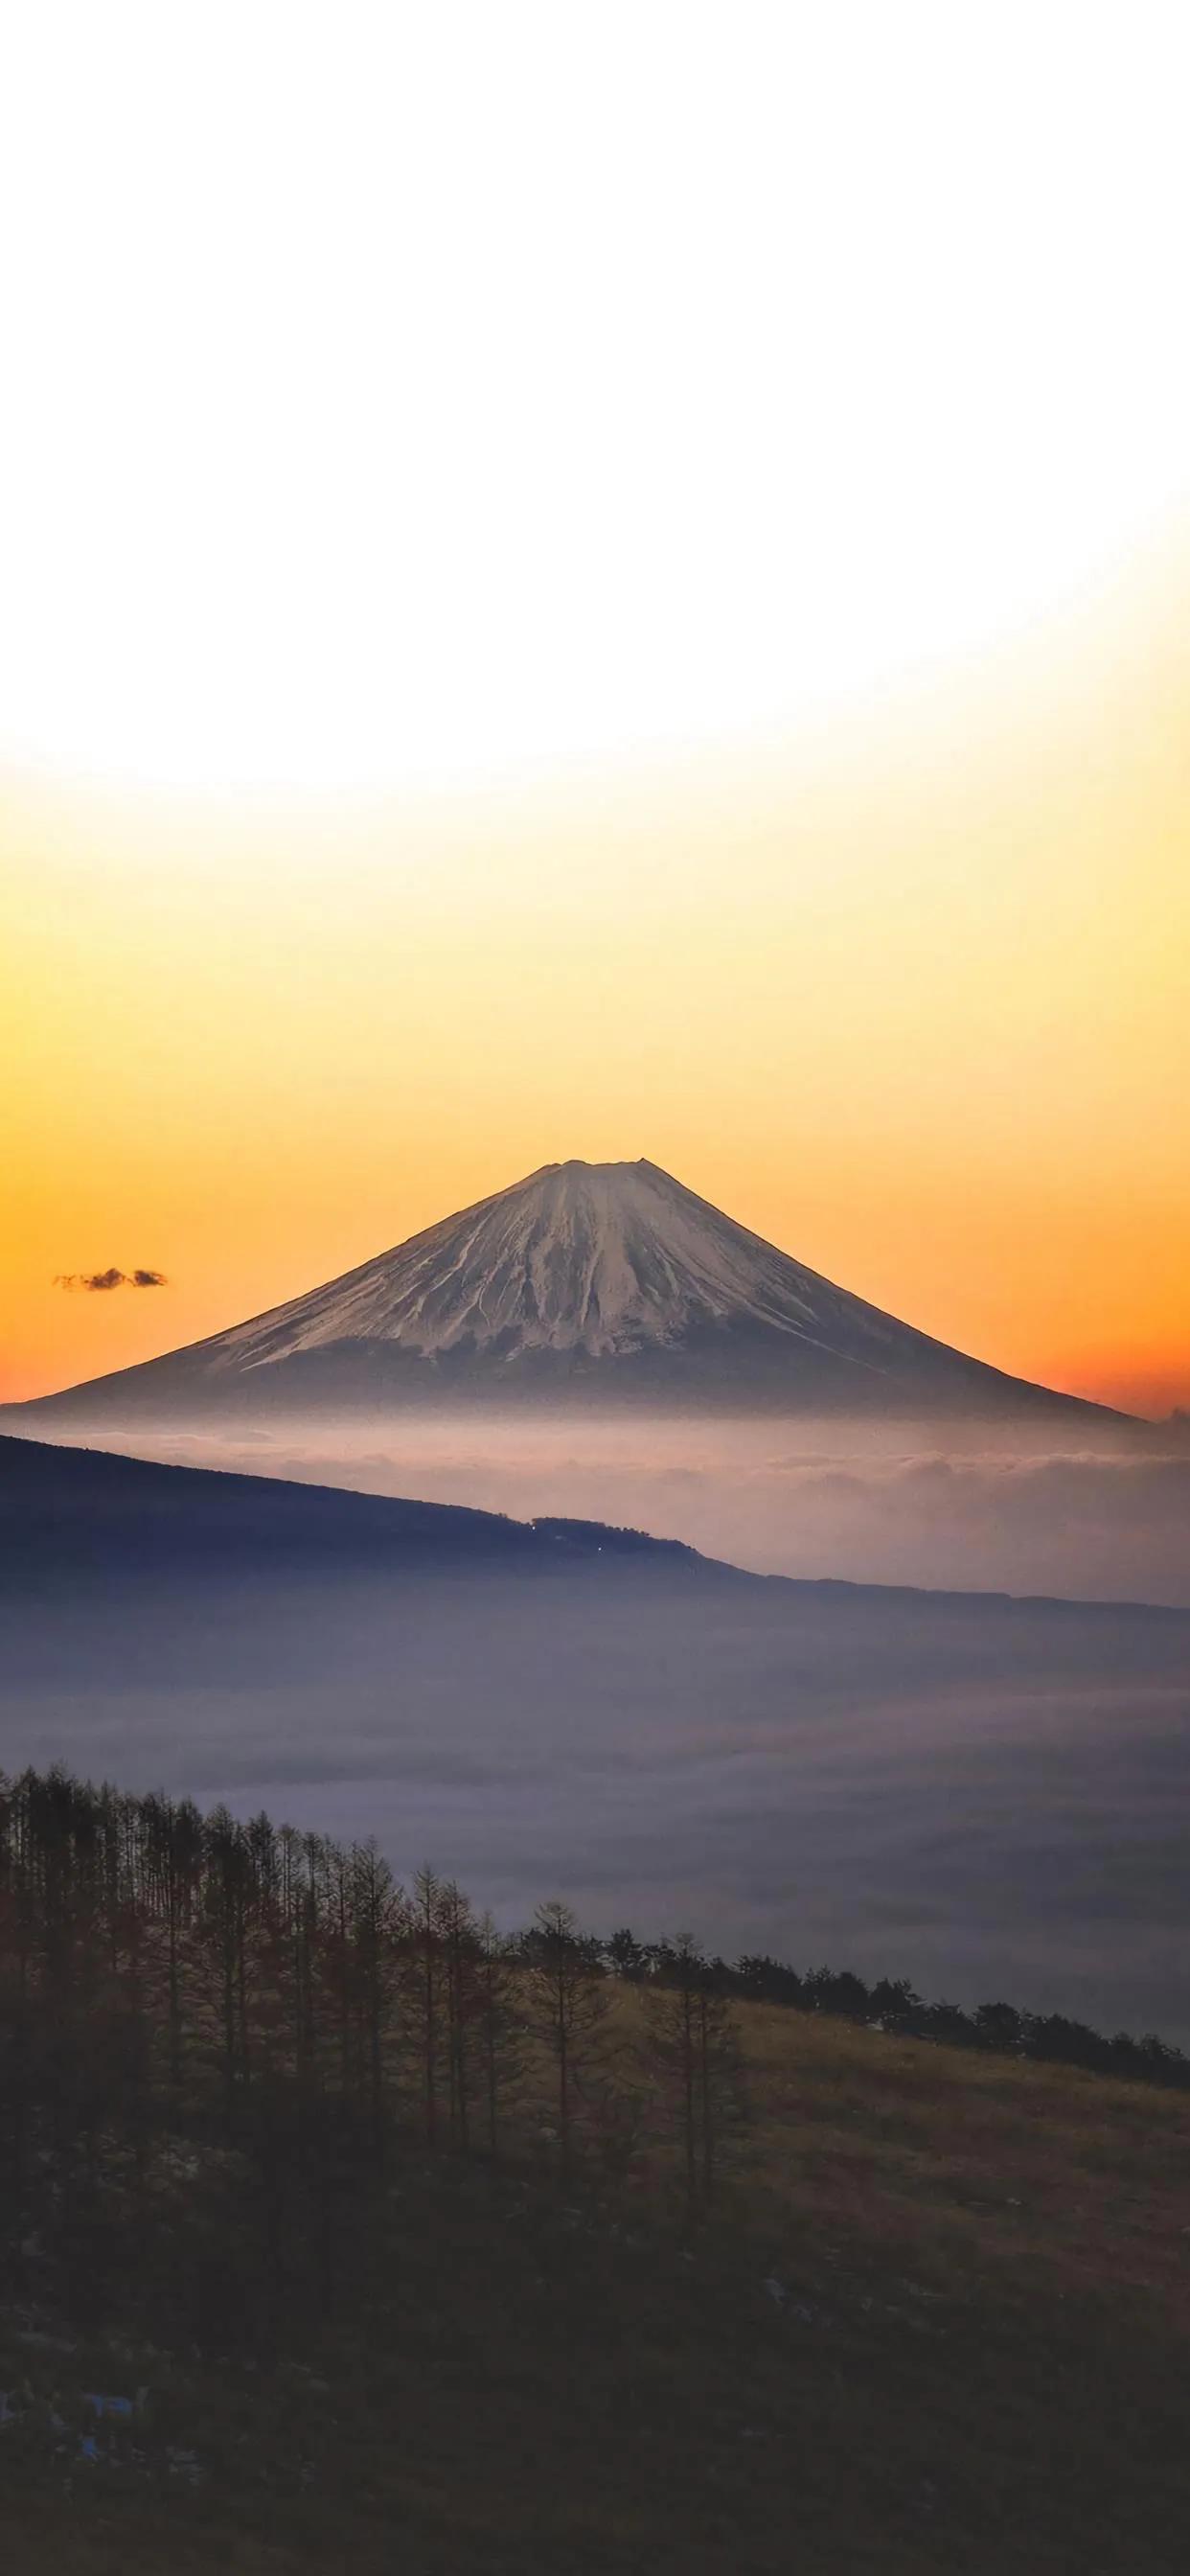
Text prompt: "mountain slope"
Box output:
[[0, 1432, 703, 1588], [11, 1158, 1130, 1426]]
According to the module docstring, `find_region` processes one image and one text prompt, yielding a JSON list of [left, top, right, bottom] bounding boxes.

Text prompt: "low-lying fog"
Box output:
[[11, 1411, 1189, 2036], [7, 1500, 1190, 2040], [56, 1408, 1190, 1607]]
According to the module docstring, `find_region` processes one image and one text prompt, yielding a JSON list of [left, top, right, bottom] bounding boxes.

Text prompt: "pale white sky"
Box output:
[[2, 1, 1188, 794]]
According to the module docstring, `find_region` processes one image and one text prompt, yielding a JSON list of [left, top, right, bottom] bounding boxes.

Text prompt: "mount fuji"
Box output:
[[14, 1158, 1128, 1429]]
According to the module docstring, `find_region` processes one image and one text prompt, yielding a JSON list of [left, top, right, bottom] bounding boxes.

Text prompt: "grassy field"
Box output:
[[5, 1990, 1190, 2575]]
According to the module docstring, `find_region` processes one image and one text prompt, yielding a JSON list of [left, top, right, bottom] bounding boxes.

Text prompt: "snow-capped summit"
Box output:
[[213, 1157, 885, 1369], [14, 1157, 1129, 1428]]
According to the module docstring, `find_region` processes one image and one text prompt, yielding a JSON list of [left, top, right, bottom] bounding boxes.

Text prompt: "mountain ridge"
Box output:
[[0, 1431, 710, 1588], [1, 1432, 1180, 1617], [10, 1158, 1133, 1428]]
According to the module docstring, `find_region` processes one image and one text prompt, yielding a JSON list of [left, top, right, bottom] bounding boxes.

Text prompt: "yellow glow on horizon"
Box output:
[[3, 540, 1189, 1414], [2, 6, 1189, 1416]]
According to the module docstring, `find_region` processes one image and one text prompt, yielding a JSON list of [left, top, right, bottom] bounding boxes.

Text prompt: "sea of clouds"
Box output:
[[121, 1414, 1190, 1609]]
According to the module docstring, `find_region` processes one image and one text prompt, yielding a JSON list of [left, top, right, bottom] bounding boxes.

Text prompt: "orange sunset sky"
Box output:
[[4, 531, 1188, 1417], [2, 7, 1188, 1418]]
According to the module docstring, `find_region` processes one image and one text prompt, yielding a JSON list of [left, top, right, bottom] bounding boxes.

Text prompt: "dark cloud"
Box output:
[[54, 1267, 169, 1293]]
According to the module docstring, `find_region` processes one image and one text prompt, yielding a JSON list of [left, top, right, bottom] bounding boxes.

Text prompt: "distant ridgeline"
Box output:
[[1, 1764, 1184, 2104], [702, 1955, 1188, 2089]]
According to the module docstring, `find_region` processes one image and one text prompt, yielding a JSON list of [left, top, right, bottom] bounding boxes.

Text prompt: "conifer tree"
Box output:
[[409, 1866, 445, 2146], [646, 1933, 743, 2197], [474, 1912, 525, 2158], [350, 1838, 403, 2157], [525, 1898, 610, 2170]]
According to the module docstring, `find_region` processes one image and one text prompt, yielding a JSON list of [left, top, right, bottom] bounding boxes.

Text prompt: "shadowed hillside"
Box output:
[[0, 1432, 705, 1582], [2, 1767, 1189, 2575]]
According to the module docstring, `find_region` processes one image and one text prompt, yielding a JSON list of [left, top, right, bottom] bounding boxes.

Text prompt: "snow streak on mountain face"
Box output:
[[13, 1160, 1131, 1423], [214, 1160, 900, 1372]]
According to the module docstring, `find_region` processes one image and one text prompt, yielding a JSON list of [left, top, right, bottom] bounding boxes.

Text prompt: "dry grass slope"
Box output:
[[6, 1991, 1190, 2575]]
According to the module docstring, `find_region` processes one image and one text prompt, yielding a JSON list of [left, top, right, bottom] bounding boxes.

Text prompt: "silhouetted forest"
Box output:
[[4, 1763, 1190, 2572], [2, 1757, 1183, 2344], [1, 1766, 751, 2347]]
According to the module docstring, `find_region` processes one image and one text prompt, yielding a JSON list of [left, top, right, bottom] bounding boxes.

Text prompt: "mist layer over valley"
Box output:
[[35, 1407, 1190, 1610], [5, 1435, 1189, 2046]]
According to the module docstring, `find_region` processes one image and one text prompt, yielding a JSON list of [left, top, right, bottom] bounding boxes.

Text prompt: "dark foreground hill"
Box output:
[[3, 1765, 1189, 2576], [0, 1430, 702, 1584], [10, 2039, 1190, 2576], [4, 1433, 1190, 2040]]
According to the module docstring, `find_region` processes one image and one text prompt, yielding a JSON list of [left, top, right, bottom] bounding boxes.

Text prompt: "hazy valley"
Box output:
[[6, 1430, 1189, 2042]]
